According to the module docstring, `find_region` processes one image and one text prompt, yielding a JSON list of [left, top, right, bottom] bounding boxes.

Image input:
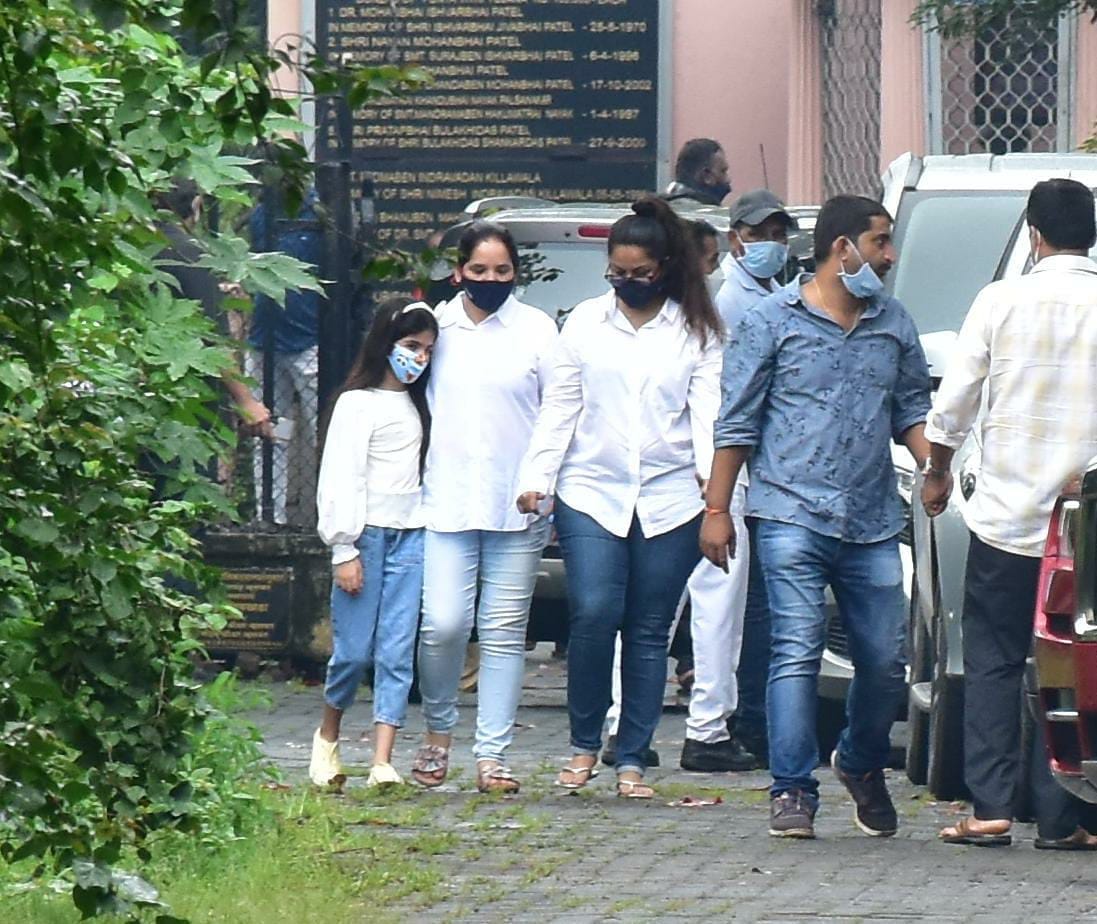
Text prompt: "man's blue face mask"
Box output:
[[837, 238, 885, 300]]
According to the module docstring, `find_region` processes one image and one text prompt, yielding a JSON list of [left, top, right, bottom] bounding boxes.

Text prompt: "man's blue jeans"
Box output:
[[754, 520, 906, 803], [554, 499, 702, 776]]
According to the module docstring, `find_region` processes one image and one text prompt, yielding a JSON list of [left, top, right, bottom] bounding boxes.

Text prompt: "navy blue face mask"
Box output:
[[463, 279, 514, 314], [698, 180, 732, 203], [610, 276, 664, 309]]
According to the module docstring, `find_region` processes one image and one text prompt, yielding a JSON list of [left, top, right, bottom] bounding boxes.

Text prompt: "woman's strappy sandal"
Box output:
[[476, 760, 520, 794], [411, 744, 449, 788], [556, 758, 600, 791]]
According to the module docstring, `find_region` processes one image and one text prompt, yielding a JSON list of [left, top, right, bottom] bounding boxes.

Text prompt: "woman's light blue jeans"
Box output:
[[554, 499, 702, 776], [753, 519, 906, 805], [417, 520, 550, 763], [324, 526, 424, 726]]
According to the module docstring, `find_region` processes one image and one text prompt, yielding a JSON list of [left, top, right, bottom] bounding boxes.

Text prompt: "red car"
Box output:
[[1032, 469, 1097, 803]]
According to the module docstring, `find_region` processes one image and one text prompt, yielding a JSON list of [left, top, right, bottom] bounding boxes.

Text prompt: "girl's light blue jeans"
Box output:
[[417, 520, 550, 762], [324, 526, 424, 726]]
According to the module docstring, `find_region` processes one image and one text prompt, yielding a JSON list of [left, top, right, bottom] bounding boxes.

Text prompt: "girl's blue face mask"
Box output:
[[837, 238, 885, 300], [388, 343, 428, 384]]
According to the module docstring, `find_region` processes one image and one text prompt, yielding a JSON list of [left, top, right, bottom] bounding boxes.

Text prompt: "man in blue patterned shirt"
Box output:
[[701, 195, 932, 840]]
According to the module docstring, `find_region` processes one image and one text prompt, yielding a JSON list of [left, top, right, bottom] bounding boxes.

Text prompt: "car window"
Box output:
[[886, 191, 1027, 334], [515, 242, 609, 320]]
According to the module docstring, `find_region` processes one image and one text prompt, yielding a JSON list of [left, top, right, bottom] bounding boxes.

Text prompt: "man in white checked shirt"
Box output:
[[922, 178, 1097, 850]]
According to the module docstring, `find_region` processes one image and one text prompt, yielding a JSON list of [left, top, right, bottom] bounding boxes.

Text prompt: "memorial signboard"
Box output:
[[316, 0, 663, 246]]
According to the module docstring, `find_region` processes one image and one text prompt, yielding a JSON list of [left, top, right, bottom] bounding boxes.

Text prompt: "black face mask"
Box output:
[[698, 180, 732, 203], [463, 279, 514, 314], [611, 277, 664, 310]]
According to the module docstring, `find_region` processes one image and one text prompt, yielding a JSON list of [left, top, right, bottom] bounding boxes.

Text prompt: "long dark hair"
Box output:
[[322, 297, 440, 469], [607, 196, 723, 347]]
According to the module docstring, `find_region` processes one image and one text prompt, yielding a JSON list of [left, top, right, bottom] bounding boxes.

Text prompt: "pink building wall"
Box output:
[[670, 0, 794, 198]]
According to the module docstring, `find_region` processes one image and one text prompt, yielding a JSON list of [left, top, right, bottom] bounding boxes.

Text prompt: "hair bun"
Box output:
[[631, 196, 660, 219]]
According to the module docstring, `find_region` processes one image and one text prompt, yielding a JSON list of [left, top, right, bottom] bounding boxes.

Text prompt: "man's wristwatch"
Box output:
[[921, 458, 950, 478]]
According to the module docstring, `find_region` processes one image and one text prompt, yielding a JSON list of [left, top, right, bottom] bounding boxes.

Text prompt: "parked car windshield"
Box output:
[[514, 242, 610, 320], [886, 191, 1027, 333]]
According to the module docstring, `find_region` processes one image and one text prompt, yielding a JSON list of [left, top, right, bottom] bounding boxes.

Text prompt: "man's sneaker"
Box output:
[[601, 735, 660, 768], [680, 736, 764, 772], [769, 790, 817, 838], [309, 729, 346, 788], [831, 750, 898, 837]]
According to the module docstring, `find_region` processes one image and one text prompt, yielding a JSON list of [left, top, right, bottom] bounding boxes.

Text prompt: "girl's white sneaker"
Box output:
[[366, 763, 404, 788], [309, 729, 345, 787]]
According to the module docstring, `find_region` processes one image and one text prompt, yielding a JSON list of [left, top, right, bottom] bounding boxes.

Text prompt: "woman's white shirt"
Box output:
[[422, 293, 559, 532], [519, 290, 722, 539], [316, 388, 423, 564]]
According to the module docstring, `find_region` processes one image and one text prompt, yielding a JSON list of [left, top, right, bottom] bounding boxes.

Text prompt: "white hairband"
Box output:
[[402, 301, 432, 314]]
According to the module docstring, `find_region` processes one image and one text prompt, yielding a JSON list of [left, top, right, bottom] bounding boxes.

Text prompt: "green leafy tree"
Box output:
[[0, 0, 426, 918], [913, 1, 1096, 39]]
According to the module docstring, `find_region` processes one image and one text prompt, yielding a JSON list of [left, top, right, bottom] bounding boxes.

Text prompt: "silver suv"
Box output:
[[882, 152, 1097, 799]]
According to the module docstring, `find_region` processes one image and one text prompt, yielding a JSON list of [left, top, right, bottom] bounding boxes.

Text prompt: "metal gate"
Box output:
[[926, 10, 1075, 155], [818, 0, 883, 199]]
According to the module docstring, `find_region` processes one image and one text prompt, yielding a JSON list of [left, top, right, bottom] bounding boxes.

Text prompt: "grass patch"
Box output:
[[2, 786, 451, 924]]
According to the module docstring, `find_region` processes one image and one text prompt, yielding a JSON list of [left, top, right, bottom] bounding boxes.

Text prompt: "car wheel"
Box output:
[[926, 602, 968, 801], [905, 573, 931, 786]]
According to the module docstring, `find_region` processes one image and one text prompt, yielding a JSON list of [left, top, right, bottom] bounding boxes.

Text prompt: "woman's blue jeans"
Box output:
[[324, 526, 424, 726], [417, 520, 550, 763], [554, 499, 702, 776], [754, 520, 906, 804]]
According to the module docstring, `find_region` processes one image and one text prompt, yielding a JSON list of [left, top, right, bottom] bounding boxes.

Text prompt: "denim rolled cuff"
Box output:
[[712, 422, 758, 452], [615, 763, 644, 777], [891, 407, 932, 442]]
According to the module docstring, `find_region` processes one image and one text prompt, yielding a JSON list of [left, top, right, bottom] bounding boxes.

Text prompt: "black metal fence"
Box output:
[[242, 159, 366, 531]]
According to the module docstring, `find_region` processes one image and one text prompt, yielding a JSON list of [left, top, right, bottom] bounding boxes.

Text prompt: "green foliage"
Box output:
[[0, 0, 425, 919], [911, 0, 1095, 38], [362, 245, 458, 293]]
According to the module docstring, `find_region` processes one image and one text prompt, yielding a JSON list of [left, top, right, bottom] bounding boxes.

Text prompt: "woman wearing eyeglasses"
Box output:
[[516, 196, 724, 798]]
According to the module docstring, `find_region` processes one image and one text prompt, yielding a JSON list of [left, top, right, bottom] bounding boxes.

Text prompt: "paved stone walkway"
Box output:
[[248, 647, 1097, 923]]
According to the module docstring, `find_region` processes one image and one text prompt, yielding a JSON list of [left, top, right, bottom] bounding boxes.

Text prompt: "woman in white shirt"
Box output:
[[309, 299, 438, 790], [412, 222, 558, 794], [517, 197, 723, 798]]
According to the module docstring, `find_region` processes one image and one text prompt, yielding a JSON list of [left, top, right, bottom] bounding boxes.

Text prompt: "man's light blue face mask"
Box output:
[[837, 237, 884, 300]]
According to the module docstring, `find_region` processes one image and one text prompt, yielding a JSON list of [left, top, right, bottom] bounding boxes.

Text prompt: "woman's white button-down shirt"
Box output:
[[519, 290, 722, 539], [422, 293, 559, 533]]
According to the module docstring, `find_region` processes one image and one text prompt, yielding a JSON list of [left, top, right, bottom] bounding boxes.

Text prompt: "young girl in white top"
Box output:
[[309, 299, 439, 789]]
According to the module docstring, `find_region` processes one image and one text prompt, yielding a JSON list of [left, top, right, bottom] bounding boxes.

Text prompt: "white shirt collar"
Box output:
[[600, 288, 682, 329], [437, 292, 519, 329], [1030, 254, 1097, 276]]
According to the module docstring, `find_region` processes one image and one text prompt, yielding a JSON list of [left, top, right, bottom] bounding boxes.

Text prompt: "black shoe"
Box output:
[[769, 790, 817, 838], [601, 735, 660, 768], [830, 750, 898, 837], [731, 723, 769, 769], [680, 736, 764, 772]]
